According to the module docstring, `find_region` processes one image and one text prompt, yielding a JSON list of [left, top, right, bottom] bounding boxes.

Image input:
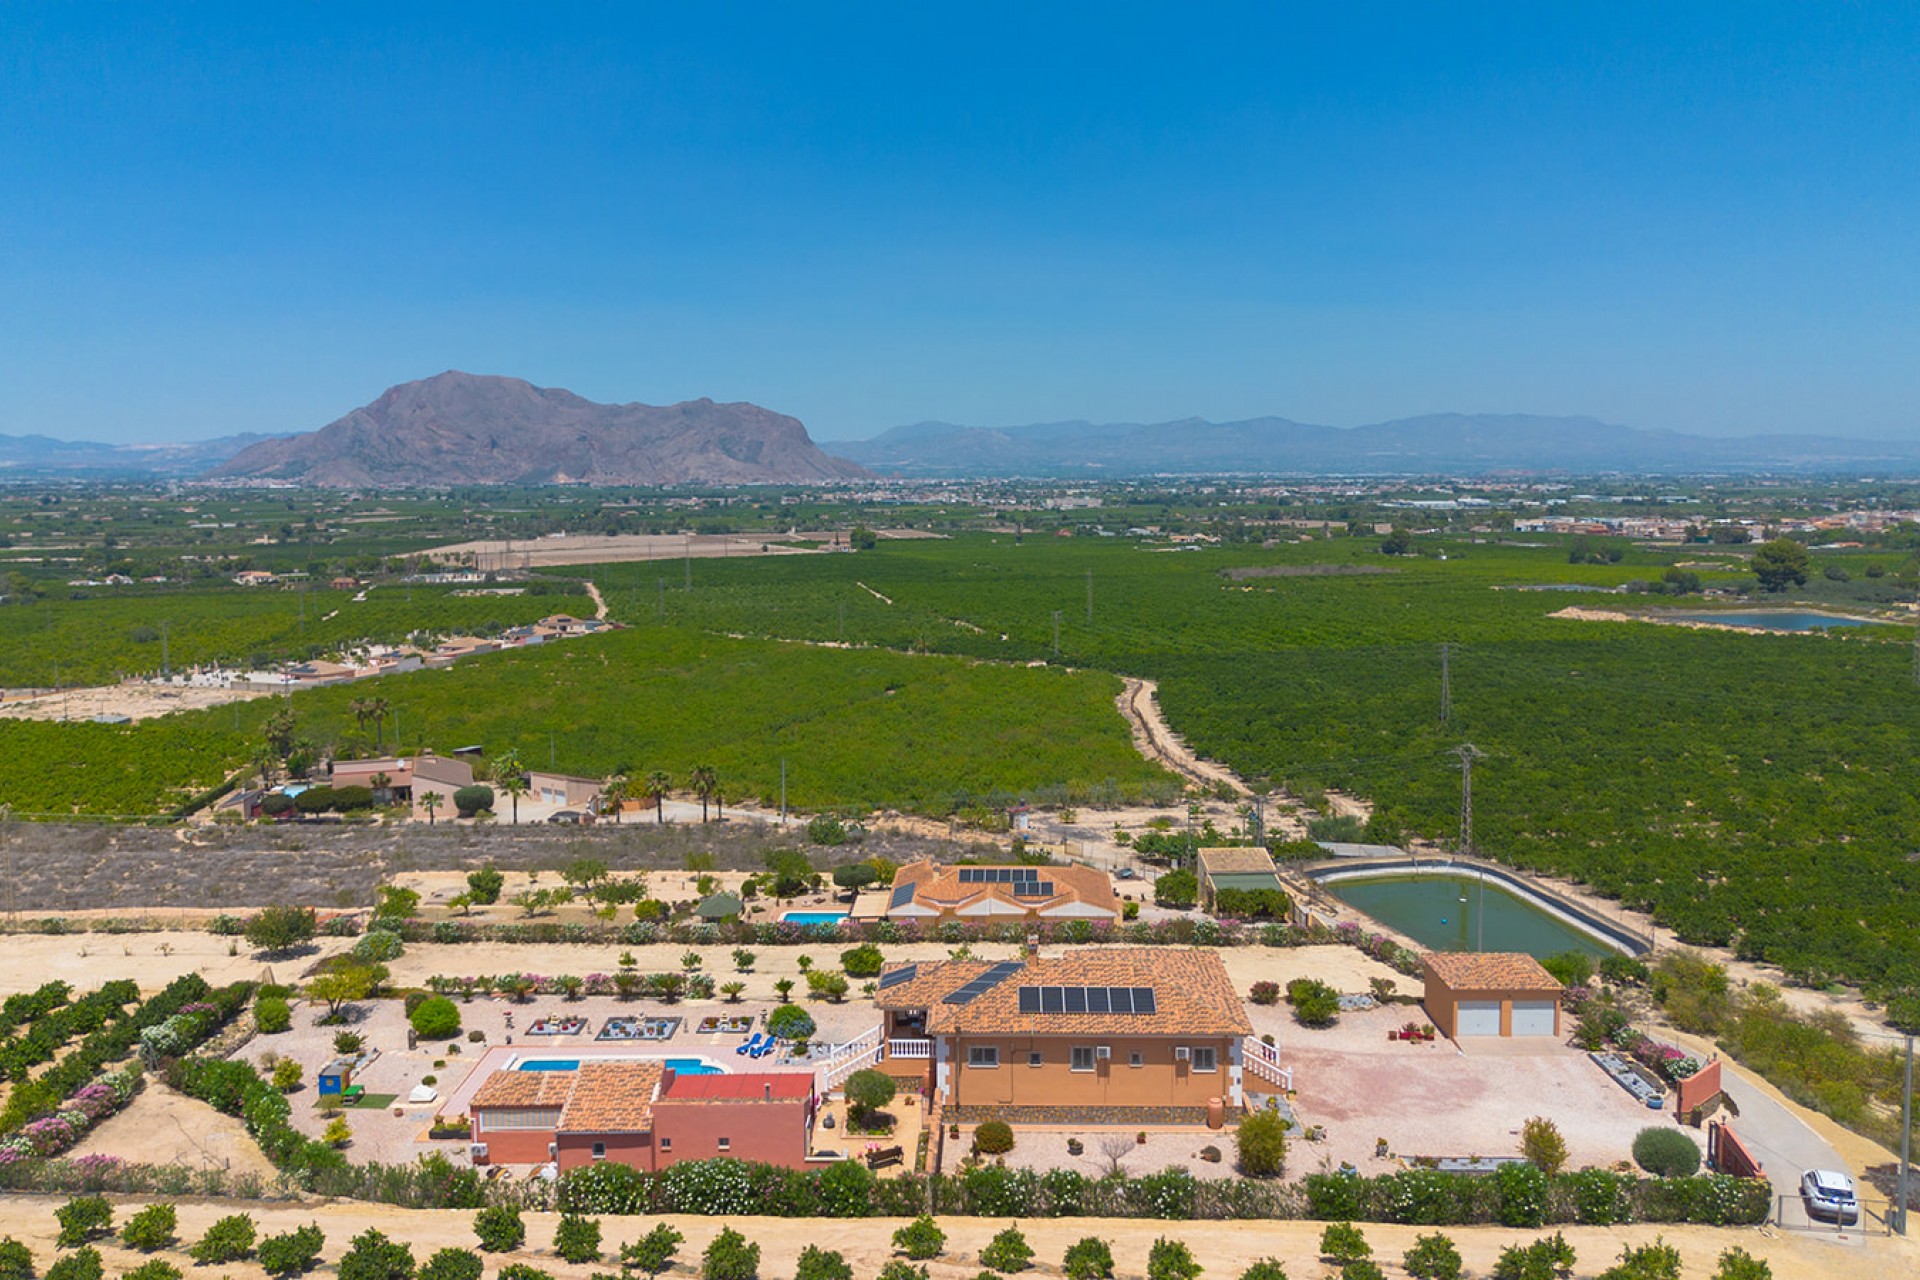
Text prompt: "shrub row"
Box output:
[[1301, 1165, 1769, 1228], [0, 981, 139, 1086]]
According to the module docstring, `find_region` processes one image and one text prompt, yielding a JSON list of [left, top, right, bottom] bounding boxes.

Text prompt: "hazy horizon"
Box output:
[[3, 7, 1916, 446]]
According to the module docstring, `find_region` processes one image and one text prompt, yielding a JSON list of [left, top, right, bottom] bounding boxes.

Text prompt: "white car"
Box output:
[[1799, 1169, 1859, 1224]]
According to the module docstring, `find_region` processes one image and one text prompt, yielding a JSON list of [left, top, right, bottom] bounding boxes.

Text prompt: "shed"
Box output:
[[1422, 952, 1564, 1039], [694, 892, 744, 921], [317, 1056, 357, 1097], [1196, 846, 1285, 913]]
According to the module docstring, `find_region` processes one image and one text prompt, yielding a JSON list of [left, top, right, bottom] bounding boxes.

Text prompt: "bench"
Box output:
[[864, 1145, 904, 1170]]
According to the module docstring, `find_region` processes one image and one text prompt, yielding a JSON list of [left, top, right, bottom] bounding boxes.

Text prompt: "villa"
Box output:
[[883, 861, 1120, 922]]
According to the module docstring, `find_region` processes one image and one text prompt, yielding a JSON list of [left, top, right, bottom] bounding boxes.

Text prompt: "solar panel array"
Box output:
[[1012, 881, 1055, 898], [888, 882, 918, 911], [1016, 986, 1159, 1015], [957, 867, 1044, 884], [876, 964, 919, 991], [942, 960, 1027, 1005]]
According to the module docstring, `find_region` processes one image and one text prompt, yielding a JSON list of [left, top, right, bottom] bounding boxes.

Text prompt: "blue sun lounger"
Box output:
[[736, 1032, 764, 1056]]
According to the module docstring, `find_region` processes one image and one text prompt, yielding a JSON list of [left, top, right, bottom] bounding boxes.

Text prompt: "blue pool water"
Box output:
[[1669, 612, 1870, 632], [780, 910, 850, 927], [516, 1057, 723, 1075]]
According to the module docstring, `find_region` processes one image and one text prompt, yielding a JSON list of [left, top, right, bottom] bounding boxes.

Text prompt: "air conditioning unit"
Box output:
[[468, 1143, 489, 1164], [1095, 1046, 1112, 1060], [1174, 1046, 1192, 1061]]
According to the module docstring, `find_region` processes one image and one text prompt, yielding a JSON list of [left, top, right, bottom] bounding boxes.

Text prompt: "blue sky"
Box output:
[[2, 4, 1916, 444]]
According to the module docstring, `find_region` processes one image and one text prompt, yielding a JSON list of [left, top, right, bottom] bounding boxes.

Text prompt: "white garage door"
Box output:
[[1456, 1000, 1501, 1036], [1511, 1000, 1557, 1036]]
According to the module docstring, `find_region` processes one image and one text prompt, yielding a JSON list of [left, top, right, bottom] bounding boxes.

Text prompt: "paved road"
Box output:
[[1712, 1063, 1864, 1238]]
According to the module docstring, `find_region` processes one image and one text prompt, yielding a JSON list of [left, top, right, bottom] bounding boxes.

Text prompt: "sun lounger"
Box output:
[[752, 1037, 777, 1059], [736, 1032, 763, 1056]]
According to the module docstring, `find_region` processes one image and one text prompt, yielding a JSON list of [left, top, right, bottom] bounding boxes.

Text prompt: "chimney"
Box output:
[[763, 1081, 772, 1102], [1024, 933, 1038, 965]]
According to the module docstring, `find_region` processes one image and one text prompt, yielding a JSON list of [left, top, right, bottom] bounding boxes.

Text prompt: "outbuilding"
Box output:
[[1422, 952, 1564, 1039]]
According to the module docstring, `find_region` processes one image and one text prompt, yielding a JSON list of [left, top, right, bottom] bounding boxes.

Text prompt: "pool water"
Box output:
[[1323, 873, 1613, 959], [1668, 612, 1870, 631], [516, 1056, 723, 1075], [780, 911, 850, 927]]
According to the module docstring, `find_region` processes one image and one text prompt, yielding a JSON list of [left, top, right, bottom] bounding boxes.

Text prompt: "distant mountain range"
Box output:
[[210, 372, 869, 486], [0, 431, 283, 477], [820, 413, 1920, 477]]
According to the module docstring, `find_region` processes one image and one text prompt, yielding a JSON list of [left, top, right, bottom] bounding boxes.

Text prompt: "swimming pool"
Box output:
[[515, 1056, 724, 1075], [780, 910, 850, 927]]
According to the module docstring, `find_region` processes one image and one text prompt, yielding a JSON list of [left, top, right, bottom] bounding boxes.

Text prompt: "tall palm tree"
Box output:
[[420, 791, 441, 826], [494, 748, 527, 825], [602, 770, 629, 823], [689, 764, 717, 824], [646, 770, 671, 824], [366, 696, 392, 750], [349, 698, 372, 744]]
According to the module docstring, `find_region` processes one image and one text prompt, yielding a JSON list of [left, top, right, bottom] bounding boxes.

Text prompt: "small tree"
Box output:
[[189, 1215, 257, 1265], [891, 1217, 945, 1261], [418, 1250, 482, 1280], [720, 981, 746, 1002], [793, 1247, 852, 1280], [1599, 1239, 1682, 1280], [1491, 1233, 1576, 1280], [1520, 1116, 1568, 1175], [552, 1217, 602, 1265], [272, 1058, 304, 1092], [1237, 1263, 1288, 1280], [43, 1250, 100, 1280], [472, 1206, 525, 1253], [258, 1225, 327, 1278], [1235, 1108, 1287, 1176], [119, 1205, 177, 1252], [466, 864, 505, 902], [410, 996, 462, 1039], [1711, 1247, 1771, 1280], [700, 1227, 759, 1280], [1147, 1239, 1201, 1280], [244, 905, 318, 954], [256, 995, 293, 1034], [841, 943, 885, 977], [806, 970, 851, 1002], [732, 948, 757, 971], [0, 1238, 34, 1280], [973, 1120, 1015, 1155], [876, 1267, 927, 1280], [981, 1226, 1033, 1274], [1317, 1223, 1370, 1266], [620, 1224, 682, 1278], [1402, 1234, 1463, 1280], [831, 863, 877, 892], [323, 1116, 352, 1147], [54, 1198, 113, 1248], [1062, 1238, 1114, 1280], [337, 1230, 415, 1280], [1751, 538, 1810, 592], [844, 1068, 897, 1124], [307, 964, 377, 1022]]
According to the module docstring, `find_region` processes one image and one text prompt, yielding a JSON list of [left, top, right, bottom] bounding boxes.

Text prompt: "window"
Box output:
[[968, 1045, 1000, 1068], [1027, 1051, 1043, 1068], [717, 1137, 730, 1151], [659, 1137, 672, 1152], [1191, 1046, 1218, 1072], [591, 1141, 606, 1160], [1128, 1051, 1144, 1068], [1070, 1046, 1096, 1072]]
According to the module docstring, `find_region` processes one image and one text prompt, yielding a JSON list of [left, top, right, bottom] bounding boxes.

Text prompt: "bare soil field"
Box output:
[[0, 1199, 1891, 1280], [0, 683, 277, 723]]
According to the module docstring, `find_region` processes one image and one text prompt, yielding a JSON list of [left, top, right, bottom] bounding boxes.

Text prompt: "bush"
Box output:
[[793, 1246, 852, 1280], [1249, 981, 1279, 1005], [1317, 1223, 1370, 1265], [454, 787, 496, 819], [1631, 1127, 1701, 1177], [1491, 1233, 1575, 1280], [272, 1058, 305, 1092], [354, 930, 406, 962], [841, 944, 885, 977], [1599, 1239, 1682, 1280], [981, 1227, 1034, 1274], [418, 1249, 483, 1280], [553, 1216, 601, 1265], [1235, 1108, 1288, 1177], [54, 1197, 112, 1248], [472, 1206, 525, 1253], [1147, 1238, 1201, 1280], [877, 1266, 928, 1280], [973, 1119, 1015, 1155], [0, 1238, 32, 1280], [701, 1227, 759, 1280], [410, 996, 461, 1039], [1287, 978, 1340, 1028], [338, 1230, 415, 1280], [119, 1204, 176, 1252], [1601, 955, 1650, 986], [1153, 869, 1198, 909], [258, 1225, 327, 1277], [1520, 1117, 1568, 1175], [1712, 1247, 1771, 1280], [766, 1004, 815, 1040], [620, 1225, 683, 1277], [891, 1216, 945, 1260], [256, 995, 293, 1033], [1238, 1263, 1287, 1280], [1495, 1162, 1548, 1227], [189, 1214, 257, 1265], [1062, 1238, 1114, 1280], [497, 1267, 553, 1280], [1541, 952, 1594, 987], [123, 1261, 181, 1280], [43, 1250, 99, 1280], [1402, 1234, 1462, 1280]]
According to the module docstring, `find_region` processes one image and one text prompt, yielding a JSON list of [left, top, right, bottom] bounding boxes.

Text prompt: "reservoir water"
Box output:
[[1667, 612, 1870, 632], [1322, 872, 1615, 959]]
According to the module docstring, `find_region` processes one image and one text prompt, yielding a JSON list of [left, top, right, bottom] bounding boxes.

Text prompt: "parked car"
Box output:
[[1116, 867, 1138, 880], [1799, 1169, 1859, 1224], [546, 809, 589, 825]]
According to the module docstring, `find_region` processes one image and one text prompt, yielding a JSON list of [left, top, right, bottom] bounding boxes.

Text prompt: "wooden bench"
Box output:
[[864, 1145, 904, 1170]]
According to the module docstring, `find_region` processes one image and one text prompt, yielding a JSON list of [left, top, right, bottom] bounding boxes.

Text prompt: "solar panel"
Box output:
[[1041, 986, 1065, 1013], [1017, 987, 1040, 1013], [877, 965, 918, 991], [889, 883, 917, 910], [1108, 987, 1133, 1013], [1085, 986, 1110, 1013], [1014, 881, 1054, 898], [1131, 987, 1157, 1014], [942, 960, 1027, 1005], [1063, 986, 1087, 1013]]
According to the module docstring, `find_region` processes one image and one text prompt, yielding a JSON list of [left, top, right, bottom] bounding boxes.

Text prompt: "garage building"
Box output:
[[1422, 952, 1564, 1039]]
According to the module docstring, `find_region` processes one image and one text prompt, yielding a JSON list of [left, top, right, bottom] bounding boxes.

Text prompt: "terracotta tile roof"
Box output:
[[558, 1061, 664, 1134], [877, 948, 1251, 1038], [886, 861, 1119, 918], [1423, 951, 1564, 993], [661, 1072, 812, 1101], [470, 1069, 576, 1110], [1197, 846, 1279, 876]]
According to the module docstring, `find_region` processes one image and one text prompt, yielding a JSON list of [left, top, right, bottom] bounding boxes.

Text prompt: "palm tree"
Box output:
[[366, 697, 392, 750], [646, 770, 671, 824], [689, 764, 717, 824], [349, 698, 373, 744], [602, 770, 629, 823], [494, 748, 527, 825], [420, 791, 441, 826]]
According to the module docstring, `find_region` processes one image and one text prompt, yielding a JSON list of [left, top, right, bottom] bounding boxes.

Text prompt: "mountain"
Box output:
[[820, 412, 1920, 477], [211, 372, 869, 486], [0, 431, 281, 477]]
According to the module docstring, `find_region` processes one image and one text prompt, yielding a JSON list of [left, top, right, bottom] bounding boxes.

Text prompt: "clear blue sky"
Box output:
[[2, 4, 1916, 444]]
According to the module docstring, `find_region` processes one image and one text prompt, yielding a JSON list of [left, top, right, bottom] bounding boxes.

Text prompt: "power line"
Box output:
[[1439, 641, 1452, 724], [1453, 742, 1486, 855]]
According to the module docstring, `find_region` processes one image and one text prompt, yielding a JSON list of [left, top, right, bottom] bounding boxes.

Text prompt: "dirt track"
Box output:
[[1116, 677, 1248, 796]]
